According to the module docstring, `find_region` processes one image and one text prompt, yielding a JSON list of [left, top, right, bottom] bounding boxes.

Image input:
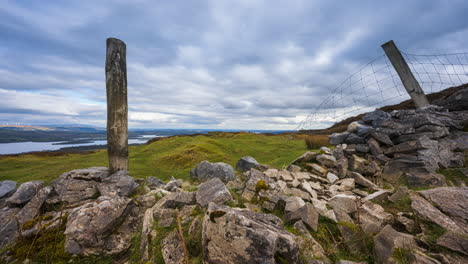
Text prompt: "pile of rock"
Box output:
[[329, 105, 468, 188]]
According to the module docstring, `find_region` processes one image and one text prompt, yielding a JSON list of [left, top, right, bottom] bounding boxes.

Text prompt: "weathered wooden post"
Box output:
[[106, 38, 128, 173], [382, 40, 429, 108]]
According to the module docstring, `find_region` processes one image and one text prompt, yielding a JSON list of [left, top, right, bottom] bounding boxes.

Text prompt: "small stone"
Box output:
[[285, 196, 306, 213], [146, 176, 165, 188], [326, 172, 339, 184], [306, 163, 327, 176], [284, 203, 319, 231], [287, 164, 301, 172], [388, 186, 408, 203], [363, 190, 390, 202], [316, 154, 337, 168], [349, 171, 379, 190]]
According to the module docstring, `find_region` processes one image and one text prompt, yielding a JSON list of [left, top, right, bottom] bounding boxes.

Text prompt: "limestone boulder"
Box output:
[[196, 178, 232, 207], [0, 180, 16, 199], [329, 132, 350, 145], [328, 194, 357, 214], [236, 156, 260, 172], [6, 181, 44, 207], [373, 225, 418, 264], [190, 160, 236, 183], [16, 186, 53, 227], [98, 170, 139, 197], [202, 203, 300, 264], [419, 187, 468, 232], [64, 196, 139, 256], [51, 167, 108, 205], [410, 193, 465, 234]]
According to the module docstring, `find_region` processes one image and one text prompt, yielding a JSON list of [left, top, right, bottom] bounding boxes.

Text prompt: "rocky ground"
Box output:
[[0, 88, 467, 264]]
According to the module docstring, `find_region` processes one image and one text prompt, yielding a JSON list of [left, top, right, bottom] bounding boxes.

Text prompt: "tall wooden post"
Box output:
[[106, 38, 128, 173], [382, 40, 429, 108]]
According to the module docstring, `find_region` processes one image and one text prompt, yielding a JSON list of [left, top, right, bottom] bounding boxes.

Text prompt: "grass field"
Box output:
[[0, 132, 308, 184]]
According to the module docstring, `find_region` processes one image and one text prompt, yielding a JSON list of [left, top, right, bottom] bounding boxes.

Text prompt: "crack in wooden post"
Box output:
[[106, 38, 128, 173]]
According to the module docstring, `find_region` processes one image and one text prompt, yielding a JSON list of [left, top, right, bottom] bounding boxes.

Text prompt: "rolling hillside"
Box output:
[[0, 132, 307, 184]]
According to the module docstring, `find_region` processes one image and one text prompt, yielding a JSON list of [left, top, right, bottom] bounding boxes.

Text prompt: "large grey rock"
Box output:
[[190, 160, 236, 183], [0, 207, 20, 248], [419, 187, 468, 232], [16, 186, 53, 227], [329, 132, 350, 145], [327, 194, 357, 214], [6, 181, 44, 206], [373, 225, 418, 264], [344, 133, 366, 144], [362, 110, 391, 127], [410, 193, 465, 234], [385, 136, 435, 155], [196, 178, 232, 207], [162, 230, 188, 264], [98, 170, 139, 197], [51, 167, 109, 205], [436, 87, 468, 111], [64, 196, 139, 256], [0, 180, 16, 199], [436, 232, 468, 256], [202, 203, 300, 264], [236, 156, 260, 172]]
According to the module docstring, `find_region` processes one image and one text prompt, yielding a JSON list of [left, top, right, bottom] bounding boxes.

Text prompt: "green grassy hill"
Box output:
[[0, 132, 307, 184]]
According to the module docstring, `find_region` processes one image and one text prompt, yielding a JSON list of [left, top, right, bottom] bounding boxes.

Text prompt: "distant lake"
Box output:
[[0, 136, 158, 155]]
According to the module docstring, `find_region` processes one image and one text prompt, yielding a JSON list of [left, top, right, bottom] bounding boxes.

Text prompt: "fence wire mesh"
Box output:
[[295, 50, 468, 131]]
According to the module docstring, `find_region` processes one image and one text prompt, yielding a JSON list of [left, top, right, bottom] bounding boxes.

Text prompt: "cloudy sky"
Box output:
[[1, 0, 467, 130]]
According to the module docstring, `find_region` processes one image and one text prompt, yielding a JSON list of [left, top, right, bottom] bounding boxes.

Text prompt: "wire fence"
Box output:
[[295, 50, 468, 131]]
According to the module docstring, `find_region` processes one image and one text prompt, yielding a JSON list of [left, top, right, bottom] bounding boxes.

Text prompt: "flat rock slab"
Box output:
[[419, 187, 468, 232]]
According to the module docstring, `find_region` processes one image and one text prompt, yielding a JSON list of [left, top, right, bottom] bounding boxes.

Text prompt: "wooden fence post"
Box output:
[[106, 38, 128, 173], [382, 40, 429, 108]]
